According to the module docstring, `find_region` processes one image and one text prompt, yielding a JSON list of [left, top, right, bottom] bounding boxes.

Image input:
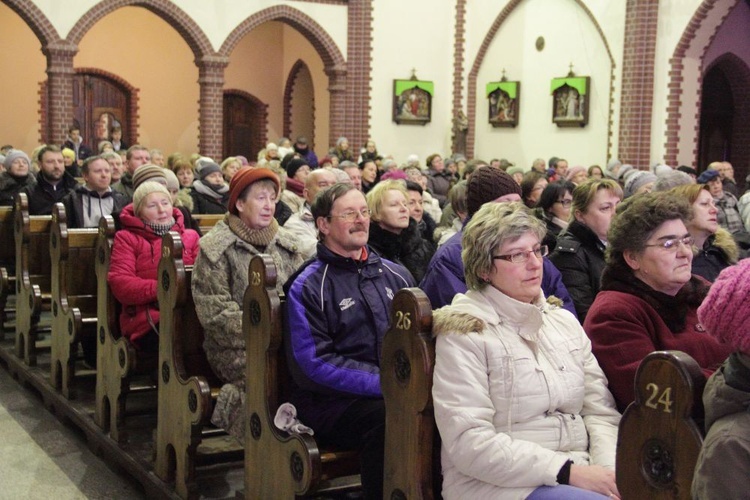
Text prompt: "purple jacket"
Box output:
[[419, 229, 577, 318]]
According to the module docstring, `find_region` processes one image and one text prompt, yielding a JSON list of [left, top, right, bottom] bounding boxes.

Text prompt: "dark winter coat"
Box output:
[[367, 218, 433, 283], [0, 172, 36, 207], [583, 262, 732, 412], [692, 228, 739, 282], [23, 171, 79, 215], [550, 219, 606, 322], [426, 169, 453, 207], [190, 189, 228, 215]]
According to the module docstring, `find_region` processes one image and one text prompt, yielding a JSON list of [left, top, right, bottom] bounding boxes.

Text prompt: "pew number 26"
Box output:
[[395, 311, 411, 330], [644, 383, 673, 413]]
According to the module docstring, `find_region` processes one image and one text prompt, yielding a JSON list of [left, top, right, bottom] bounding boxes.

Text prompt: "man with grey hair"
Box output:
[[531, 158, 546, 174], [112, 145, 150, 201], [283, 168, 337, 258], [339, 161, 362, 191]]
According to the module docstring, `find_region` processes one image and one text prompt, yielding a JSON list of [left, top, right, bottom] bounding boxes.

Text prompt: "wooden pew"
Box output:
[[49, 203, 99, 399], [243, 254, 360, 498], [381, 287, 442, 500], [0, 205, 15, 337], [192, 213, 223, 235], [94, 215, 158, 443], [155, 231, 242, 500], [616, 351, 706, 500], [14, 192, 53, 366]]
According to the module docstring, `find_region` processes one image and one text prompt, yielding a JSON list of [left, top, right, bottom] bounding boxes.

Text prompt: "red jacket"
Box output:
[[584, 267, 732, 412], [107, 204, 200, 344]]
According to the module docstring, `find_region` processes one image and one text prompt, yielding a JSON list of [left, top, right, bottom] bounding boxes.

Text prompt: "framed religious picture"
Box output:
[[487, 80, 520, 128], [393, 77, 433, 125], [551, 75, 590, 127]]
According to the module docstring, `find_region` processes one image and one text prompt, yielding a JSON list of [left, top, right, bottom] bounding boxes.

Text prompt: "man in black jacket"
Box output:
[[24, 145, 78, 215]]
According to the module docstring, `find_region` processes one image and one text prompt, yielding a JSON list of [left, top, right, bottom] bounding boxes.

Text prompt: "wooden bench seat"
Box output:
[[381, 287, 442, 500], [616, 350, 706, 500], [243, 254, 360, 498], [192, 213, 223, 235], [94, 216, 158, 444], [14, 193, 53, 366], [0, 205, 15, 337], [155, 231, 242, 500], [49, 203, 100, 399]]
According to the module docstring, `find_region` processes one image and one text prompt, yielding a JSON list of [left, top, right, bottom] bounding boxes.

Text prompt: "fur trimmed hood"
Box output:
[[697, 228, 739, 264], [432, 286, 564, 338]]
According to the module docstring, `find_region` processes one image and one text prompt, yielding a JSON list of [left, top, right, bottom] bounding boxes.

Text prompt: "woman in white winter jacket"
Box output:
[[432, 202, 621, 500]]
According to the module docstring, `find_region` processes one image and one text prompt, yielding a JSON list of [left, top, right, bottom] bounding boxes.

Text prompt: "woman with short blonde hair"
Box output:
[[433, 201, 621, 500], [365, 180, 434, 282]]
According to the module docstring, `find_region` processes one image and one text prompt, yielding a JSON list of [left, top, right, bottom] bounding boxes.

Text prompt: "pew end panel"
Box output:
[[49, 203, 99, 399], [94, 216, 157, 443], [243, 254, 360, 498], [14, 193, 52, 366], [382, 287, 442, 500], [0, 206, 15, 337], [155, 231, 236, 500], [616, 350, 706, 500]]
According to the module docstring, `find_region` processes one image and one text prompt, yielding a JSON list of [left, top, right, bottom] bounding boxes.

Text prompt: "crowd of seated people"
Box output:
[[5, 126, 750, 498]]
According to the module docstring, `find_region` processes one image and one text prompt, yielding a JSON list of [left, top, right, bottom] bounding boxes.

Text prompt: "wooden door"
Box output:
[[72, 73, 130, 152], [223, 92, 265, 162], [699, 67, 733, 169]]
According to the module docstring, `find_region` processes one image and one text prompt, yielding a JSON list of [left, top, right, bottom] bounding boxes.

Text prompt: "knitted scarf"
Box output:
[[146, 217, 176, 236], [193, 179, 229, 200], [226, 213, 278, 251]]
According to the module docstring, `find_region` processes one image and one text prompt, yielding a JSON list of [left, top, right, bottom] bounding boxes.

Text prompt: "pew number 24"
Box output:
[[645, 383, 673, 413]]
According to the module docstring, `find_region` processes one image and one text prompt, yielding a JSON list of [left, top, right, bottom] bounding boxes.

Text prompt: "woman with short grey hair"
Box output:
[[432, 201, 621, 500]]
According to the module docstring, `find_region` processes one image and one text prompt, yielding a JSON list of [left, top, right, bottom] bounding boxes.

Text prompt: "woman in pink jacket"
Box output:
[[108, 181, 200, 351]]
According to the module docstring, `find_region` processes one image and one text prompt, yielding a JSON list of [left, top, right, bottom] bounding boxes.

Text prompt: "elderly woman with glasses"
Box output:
[[584, 192, 732, 412], [432, 202, 621, 500]]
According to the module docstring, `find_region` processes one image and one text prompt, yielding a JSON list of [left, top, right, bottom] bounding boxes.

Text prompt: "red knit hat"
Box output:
[[228, 167, 280, 215], [697, 259, 750, 353]]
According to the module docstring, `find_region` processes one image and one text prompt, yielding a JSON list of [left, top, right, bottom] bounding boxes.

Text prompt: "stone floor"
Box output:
[[0, 364, 146, 500]]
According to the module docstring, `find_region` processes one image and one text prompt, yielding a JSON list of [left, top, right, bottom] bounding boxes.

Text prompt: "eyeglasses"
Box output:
[[555, 199, 573, 207], [327, 208, 371, 223], [492, 245, 549, 264], [644, 236, 695, 251]]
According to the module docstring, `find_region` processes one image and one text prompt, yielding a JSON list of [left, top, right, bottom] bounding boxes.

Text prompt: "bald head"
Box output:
[[304, 168, 337, 204]]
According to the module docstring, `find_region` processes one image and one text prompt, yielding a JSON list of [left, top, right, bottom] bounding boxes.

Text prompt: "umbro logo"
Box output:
[[339, 298, 355, 311]]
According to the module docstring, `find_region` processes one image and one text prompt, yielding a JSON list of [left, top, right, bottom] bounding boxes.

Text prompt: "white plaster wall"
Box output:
[[369, 0, 456, 164], [30, 1, 347, 55], [472, 0, 614, 169]]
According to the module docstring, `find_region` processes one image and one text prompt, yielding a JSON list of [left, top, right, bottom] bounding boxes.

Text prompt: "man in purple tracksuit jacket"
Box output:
[[283, 183, 414, 500]]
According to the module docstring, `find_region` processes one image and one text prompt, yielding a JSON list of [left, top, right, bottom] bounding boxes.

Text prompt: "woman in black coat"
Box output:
[[366, 180, 435, 283], [550, 179, 623, 322]]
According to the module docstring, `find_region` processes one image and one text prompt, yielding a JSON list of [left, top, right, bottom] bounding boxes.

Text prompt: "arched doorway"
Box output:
[[284, 60, 315, 148], [72, 71, 135, 151], [698, 66, 732, 169], [698, 53, 750, 184], [223, 90, 267, 162]]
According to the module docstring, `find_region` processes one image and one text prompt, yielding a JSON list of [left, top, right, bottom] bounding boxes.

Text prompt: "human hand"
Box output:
[[569, 464, 620, 499]]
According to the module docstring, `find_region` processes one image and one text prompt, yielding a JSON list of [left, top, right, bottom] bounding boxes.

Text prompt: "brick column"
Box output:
[[452, 0, 467, 156], [618, 0, 659, 168], [43, 41, 78, 146], [326, 65, 347, 148], [344, 0, 373, 150], [196, 55, 229, 160]]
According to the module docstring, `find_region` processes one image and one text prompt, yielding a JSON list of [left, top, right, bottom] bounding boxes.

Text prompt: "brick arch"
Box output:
[[663, 0, 739, 166], [283, 60, 315, 143], [218, 5, 345, 70], [465, 0, 615, 159], [1, 0, 60, 46], [66, 0, 214, 59], [701, 52, 750, 182]]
